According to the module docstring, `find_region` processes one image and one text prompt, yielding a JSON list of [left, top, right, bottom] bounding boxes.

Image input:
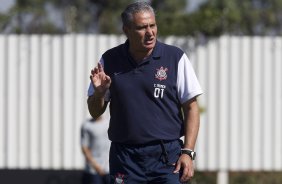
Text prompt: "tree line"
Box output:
[[0, 0, 281, 36]]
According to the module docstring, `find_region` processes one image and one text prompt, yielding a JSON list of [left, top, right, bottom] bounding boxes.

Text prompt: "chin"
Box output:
[[143, 43, 155, 50]]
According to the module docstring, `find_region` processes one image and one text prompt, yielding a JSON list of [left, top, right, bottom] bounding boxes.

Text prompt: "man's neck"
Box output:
[[129, 47, 153, 64]]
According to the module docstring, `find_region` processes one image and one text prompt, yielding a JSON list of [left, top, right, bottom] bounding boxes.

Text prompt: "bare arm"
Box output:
[[81, 146, 106, 176], [174, 97, 200, 182], [87, 95, 108, 119], [182, 97, 200, 150], [88, 63, 111, 119]]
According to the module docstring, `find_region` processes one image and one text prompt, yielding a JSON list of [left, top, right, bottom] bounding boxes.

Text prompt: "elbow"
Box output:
[[89, 110, 101, 119], [87, 102, 100, 120], [87, 96, 106, 119]]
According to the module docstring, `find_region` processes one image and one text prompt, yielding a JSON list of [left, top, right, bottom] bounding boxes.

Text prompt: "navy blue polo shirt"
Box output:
[[88, 40, 203, 144]]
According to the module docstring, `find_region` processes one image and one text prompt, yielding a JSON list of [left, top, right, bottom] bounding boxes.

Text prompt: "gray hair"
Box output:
[[121, 1, 155, 27]]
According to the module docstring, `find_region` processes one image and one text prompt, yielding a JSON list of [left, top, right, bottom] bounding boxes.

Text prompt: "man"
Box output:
[[87, 2, 203, 183], [81, 116, 111, 184]]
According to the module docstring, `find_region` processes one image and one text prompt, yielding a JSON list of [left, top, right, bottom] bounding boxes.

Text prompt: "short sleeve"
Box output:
[[176, 53, 203, 104], [80, 123, 90, 147]]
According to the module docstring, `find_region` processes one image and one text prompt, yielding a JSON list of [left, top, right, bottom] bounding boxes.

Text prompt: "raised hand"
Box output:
[[90, 63, 111, 96]]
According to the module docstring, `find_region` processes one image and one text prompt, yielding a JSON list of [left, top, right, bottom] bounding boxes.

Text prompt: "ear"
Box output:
[[123, 25, 129, 37]]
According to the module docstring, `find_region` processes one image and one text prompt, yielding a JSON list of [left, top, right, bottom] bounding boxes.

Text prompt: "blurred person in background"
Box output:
[[80, 116, 111, 184], [87, 1, 203, 184]]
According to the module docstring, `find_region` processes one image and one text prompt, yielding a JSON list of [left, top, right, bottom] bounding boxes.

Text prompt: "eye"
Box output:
[[136, 26, 145, 30], [150, 24, 156, 28]]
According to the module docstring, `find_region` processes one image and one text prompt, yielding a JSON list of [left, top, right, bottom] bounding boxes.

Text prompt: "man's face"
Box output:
[[124, 11, 157, 53]]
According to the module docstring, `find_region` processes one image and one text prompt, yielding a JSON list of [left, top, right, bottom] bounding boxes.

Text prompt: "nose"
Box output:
[[145, 26, 153, 36]]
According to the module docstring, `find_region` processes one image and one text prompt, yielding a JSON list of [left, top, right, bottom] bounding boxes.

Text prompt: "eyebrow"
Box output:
[[135, 23, 156, 29]]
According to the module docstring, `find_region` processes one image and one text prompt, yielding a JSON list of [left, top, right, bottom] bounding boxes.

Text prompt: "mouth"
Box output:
[[144, 37, 155, 45]]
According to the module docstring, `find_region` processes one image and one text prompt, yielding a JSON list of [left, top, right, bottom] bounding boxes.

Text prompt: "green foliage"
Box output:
[[194, 0, 282, 36], [230, 172, 282, 184], [95, 0, 132, 34], [188, 7, 223, 36], [1, 0, 98, 33], [98, 10, 121, 34], [0, 13, 10, 31], [1, 0, 282, 35], [191, 171, 282, 184], [151, 0, 189, 36], [192, 172, 217, 184], [151, 0, 186, 13]]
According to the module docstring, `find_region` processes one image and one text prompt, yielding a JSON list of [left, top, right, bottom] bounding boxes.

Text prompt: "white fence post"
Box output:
[[217, 170, 229, 184]]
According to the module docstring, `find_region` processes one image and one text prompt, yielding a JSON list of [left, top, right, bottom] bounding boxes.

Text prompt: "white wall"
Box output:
[[0, 34, 281, 171]]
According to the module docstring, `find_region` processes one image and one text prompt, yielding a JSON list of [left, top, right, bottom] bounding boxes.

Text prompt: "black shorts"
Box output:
[[109, 139, 184, 184]]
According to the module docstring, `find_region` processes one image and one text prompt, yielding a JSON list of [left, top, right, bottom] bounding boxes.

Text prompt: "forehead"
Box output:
[[131, 11, 156, 25]]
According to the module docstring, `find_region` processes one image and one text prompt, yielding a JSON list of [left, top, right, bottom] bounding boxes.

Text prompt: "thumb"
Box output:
[[173, 161, 181, 173], [105, 75, 111, 83]]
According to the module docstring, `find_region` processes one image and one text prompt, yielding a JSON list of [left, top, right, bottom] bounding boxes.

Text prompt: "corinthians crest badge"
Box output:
[[155, 66, 168, 81], [114, 173, 125, 184]]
